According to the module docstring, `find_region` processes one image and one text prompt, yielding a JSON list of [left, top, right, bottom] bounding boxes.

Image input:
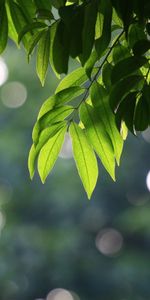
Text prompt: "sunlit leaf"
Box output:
[[28, 122, 66, 179], [38, 125, 67, 183], [80, 103, 115, 180], [90, 82, 123, 165], [56, 67, 88, 92], [69, 122, 98, 199], [36, 28, 50, 86]]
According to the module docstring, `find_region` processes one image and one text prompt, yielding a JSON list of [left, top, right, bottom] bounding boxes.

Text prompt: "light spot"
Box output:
[[96, 228, 123, 256], [127, 192, 149, 206], [46, 288, 74, 300], [1, 81, 27, 108], [0, 57, 8, 86], [142, 128, 150, 143], [59, 133, 73, 159], [146, 171, 150, 192]]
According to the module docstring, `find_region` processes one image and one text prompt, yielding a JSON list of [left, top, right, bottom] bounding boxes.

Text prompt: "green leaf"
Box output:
[[18, 21, 47, 44], [95, 0, 112, 58], [69, 122, 98, 199], [6, 2, 18, 45], [50, 20, 69, 76], [8, 1, 32, 49], [80, 1, 97, 65], [134, 95, 149, 131], [112, 43, 131, 64], [28, 122, 66, 179], [90, 82, 123, 165], [34, 105, 73, 144], [56, 67, 88, 92], [80, 103, 115, 180], [0, 4, 8, 54], [128, 23, 146, 49], [109, 75, 143, 111], [38, 125, 67, 183], [133, 39, 150, 56], [102, 62, 113, 90], [36, 28, 50, 86], [27, 29, 46, 60], [84, 49, 98, 79], [111, 56, 147, 85], [115, 92, 137, 134]]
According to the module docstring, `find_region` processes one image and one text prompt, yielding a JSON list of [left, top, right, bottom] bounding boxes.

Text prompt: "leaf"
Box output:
[[36, 28, 50, 86], [33, 105, 73, 144], [69, 122, 98, 199], [95, 0, 112, 58], [112, 43, 131, 64], [28, 122, 66, 179], [84, 49, 98, 79], [8, 1, 32, 49], [80, 103, 115, 180], [27, 29, 46, 60], [0, 4, 8, 54], [115, 92, 137, 134], [18, 21, 47, 44], [133, 39, 150, 56], [6, 2, 18, 45], [54, 86, 85, 106], [102, 62, 113, 90], [109, 75, 143, 111], [134, 95, 149, 131], [50, 20, 69, 76], [38, 125, 67, 183], [111, 56, 147, 85], [56, 67, 88, 92], [90, 82, 123, 165], [128, 23, 146, 49], [80, 1, 97, 65]]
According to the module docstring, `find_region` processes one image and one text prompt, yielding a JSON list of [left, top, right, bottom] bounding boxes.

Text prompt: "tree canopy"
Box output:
[[0, 0, 150, 198]]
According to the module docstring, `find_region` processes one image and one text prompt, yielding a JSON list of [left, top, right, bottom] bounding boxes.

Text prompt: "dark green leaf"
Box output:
[[109, 75, 143, 111], [95, 0, 112, 58], [133, 40, 150, 56], [50, 20, 69, 76], [111, 56, 147, 85], [80, 1, 97, 65], [102, 62, 113, 90], [115, 92, 137, 134], [0, 4, 8, 54], [128, 23, 146, 49], [134, 95, 149, 131], [112, 43, 131, 64]]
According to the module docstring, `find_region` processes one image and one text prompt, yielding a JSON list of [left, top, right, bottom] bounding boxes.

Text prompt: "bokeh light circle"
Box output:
[[1, 81, 27, 108], [46, 288, 74, 300], [0, 57, 8, 86], [59, 133, 73, 159], [96, 228, 123, 256], [146, 171, 150, 192]]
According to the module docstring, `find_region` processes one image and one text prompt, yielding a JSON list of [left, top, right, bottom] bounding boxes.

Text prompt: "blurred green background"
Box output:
[[0, 42, 150, 300]]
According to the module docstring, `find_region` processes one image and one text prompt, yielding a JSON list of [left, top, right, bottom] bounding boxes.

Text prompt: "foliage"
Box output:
[[0, 0, 150, 198]]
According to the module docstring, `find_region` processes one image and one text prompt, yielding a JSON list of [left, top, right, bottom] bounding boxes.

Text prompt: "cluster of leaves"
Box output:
[[0, 0, 150, 198]]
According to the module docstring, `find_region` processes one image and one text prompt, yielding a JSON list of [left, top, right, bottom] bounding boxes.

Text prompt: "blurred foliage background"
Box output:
[[0, 41, 150, 300]]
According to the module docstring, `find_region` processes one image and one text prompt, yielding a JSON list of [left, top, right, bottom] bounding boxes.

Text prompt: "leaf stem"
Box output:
[[76, 29, 124, 109]]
